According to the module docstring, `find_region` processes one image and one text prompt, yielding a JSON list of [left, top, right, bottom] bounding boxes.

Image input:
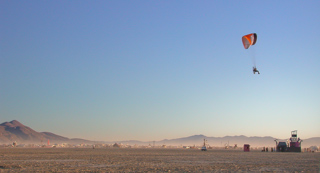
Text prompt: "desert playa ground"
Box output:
[[0, 148, 319, 172]]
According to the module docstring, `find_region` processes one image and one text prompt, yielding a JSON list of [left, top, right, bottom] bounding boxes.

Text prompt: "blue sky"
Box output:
[[1, 1, 319, 141]]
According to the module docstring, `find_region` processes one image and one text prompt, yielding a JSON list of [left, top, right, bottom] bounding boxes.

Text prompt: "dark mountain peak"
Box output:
[[186, 134, 206, 139], [10, 120, 24, 127], [193, 134, 206, 137], [179, 134, 207, 141], [0, 120, 24, 127]]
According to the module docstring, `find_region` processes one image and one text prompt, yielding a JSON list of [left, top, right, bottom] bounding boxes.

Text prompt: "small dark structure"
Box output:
[[12, 141, 17, 147], [275, 142, 287, 152], [113, 143, 121, 148], [243, 144, 250, 152]]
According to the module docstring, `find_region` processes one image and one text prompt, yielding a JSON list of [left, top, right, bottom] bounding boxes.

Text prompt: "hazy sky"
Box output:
[[1, 1, 319, 141]]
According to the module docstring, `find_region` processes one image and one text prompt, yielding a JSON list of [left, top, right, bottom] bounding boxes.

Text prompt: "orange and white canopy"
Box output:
[[242, 33, 257, 49]]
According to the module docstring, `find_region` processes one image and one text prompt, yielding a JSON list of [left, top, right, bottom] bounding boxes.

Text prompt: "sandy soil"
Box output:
[[0, 148, 319, 172]]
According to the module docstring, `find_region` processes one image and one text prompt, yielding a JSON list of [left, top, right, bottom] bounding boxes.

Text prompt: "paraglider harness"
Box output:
[[253, 66, 260, 74]]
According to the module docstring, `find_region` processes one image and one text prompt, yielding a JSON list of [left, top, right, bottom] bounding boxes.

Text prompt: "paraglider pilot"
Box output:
[[253, 66, 260, 74]]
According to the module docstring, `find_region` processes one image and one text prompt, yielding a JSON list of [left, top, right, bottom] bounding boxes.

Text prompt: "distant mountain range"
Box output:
[[1, 120, 319, 147], [0, 120, 95, 144], [118, 135, 319, 148]]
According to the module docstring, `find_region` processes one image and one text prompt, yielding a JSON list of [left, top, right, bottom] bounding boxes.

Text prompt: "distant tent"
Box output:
[[309, 146, 318, 152]]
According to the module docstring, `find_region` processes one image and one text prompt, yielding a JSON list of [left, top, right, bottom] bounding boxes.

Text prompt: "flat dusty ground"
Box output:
[[0, 148, 319, 172]]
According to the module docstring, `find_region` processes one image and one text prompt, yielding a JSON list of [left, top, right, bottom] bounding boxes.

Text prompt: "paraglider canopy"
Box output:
[[242, 33, 257, 49]]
